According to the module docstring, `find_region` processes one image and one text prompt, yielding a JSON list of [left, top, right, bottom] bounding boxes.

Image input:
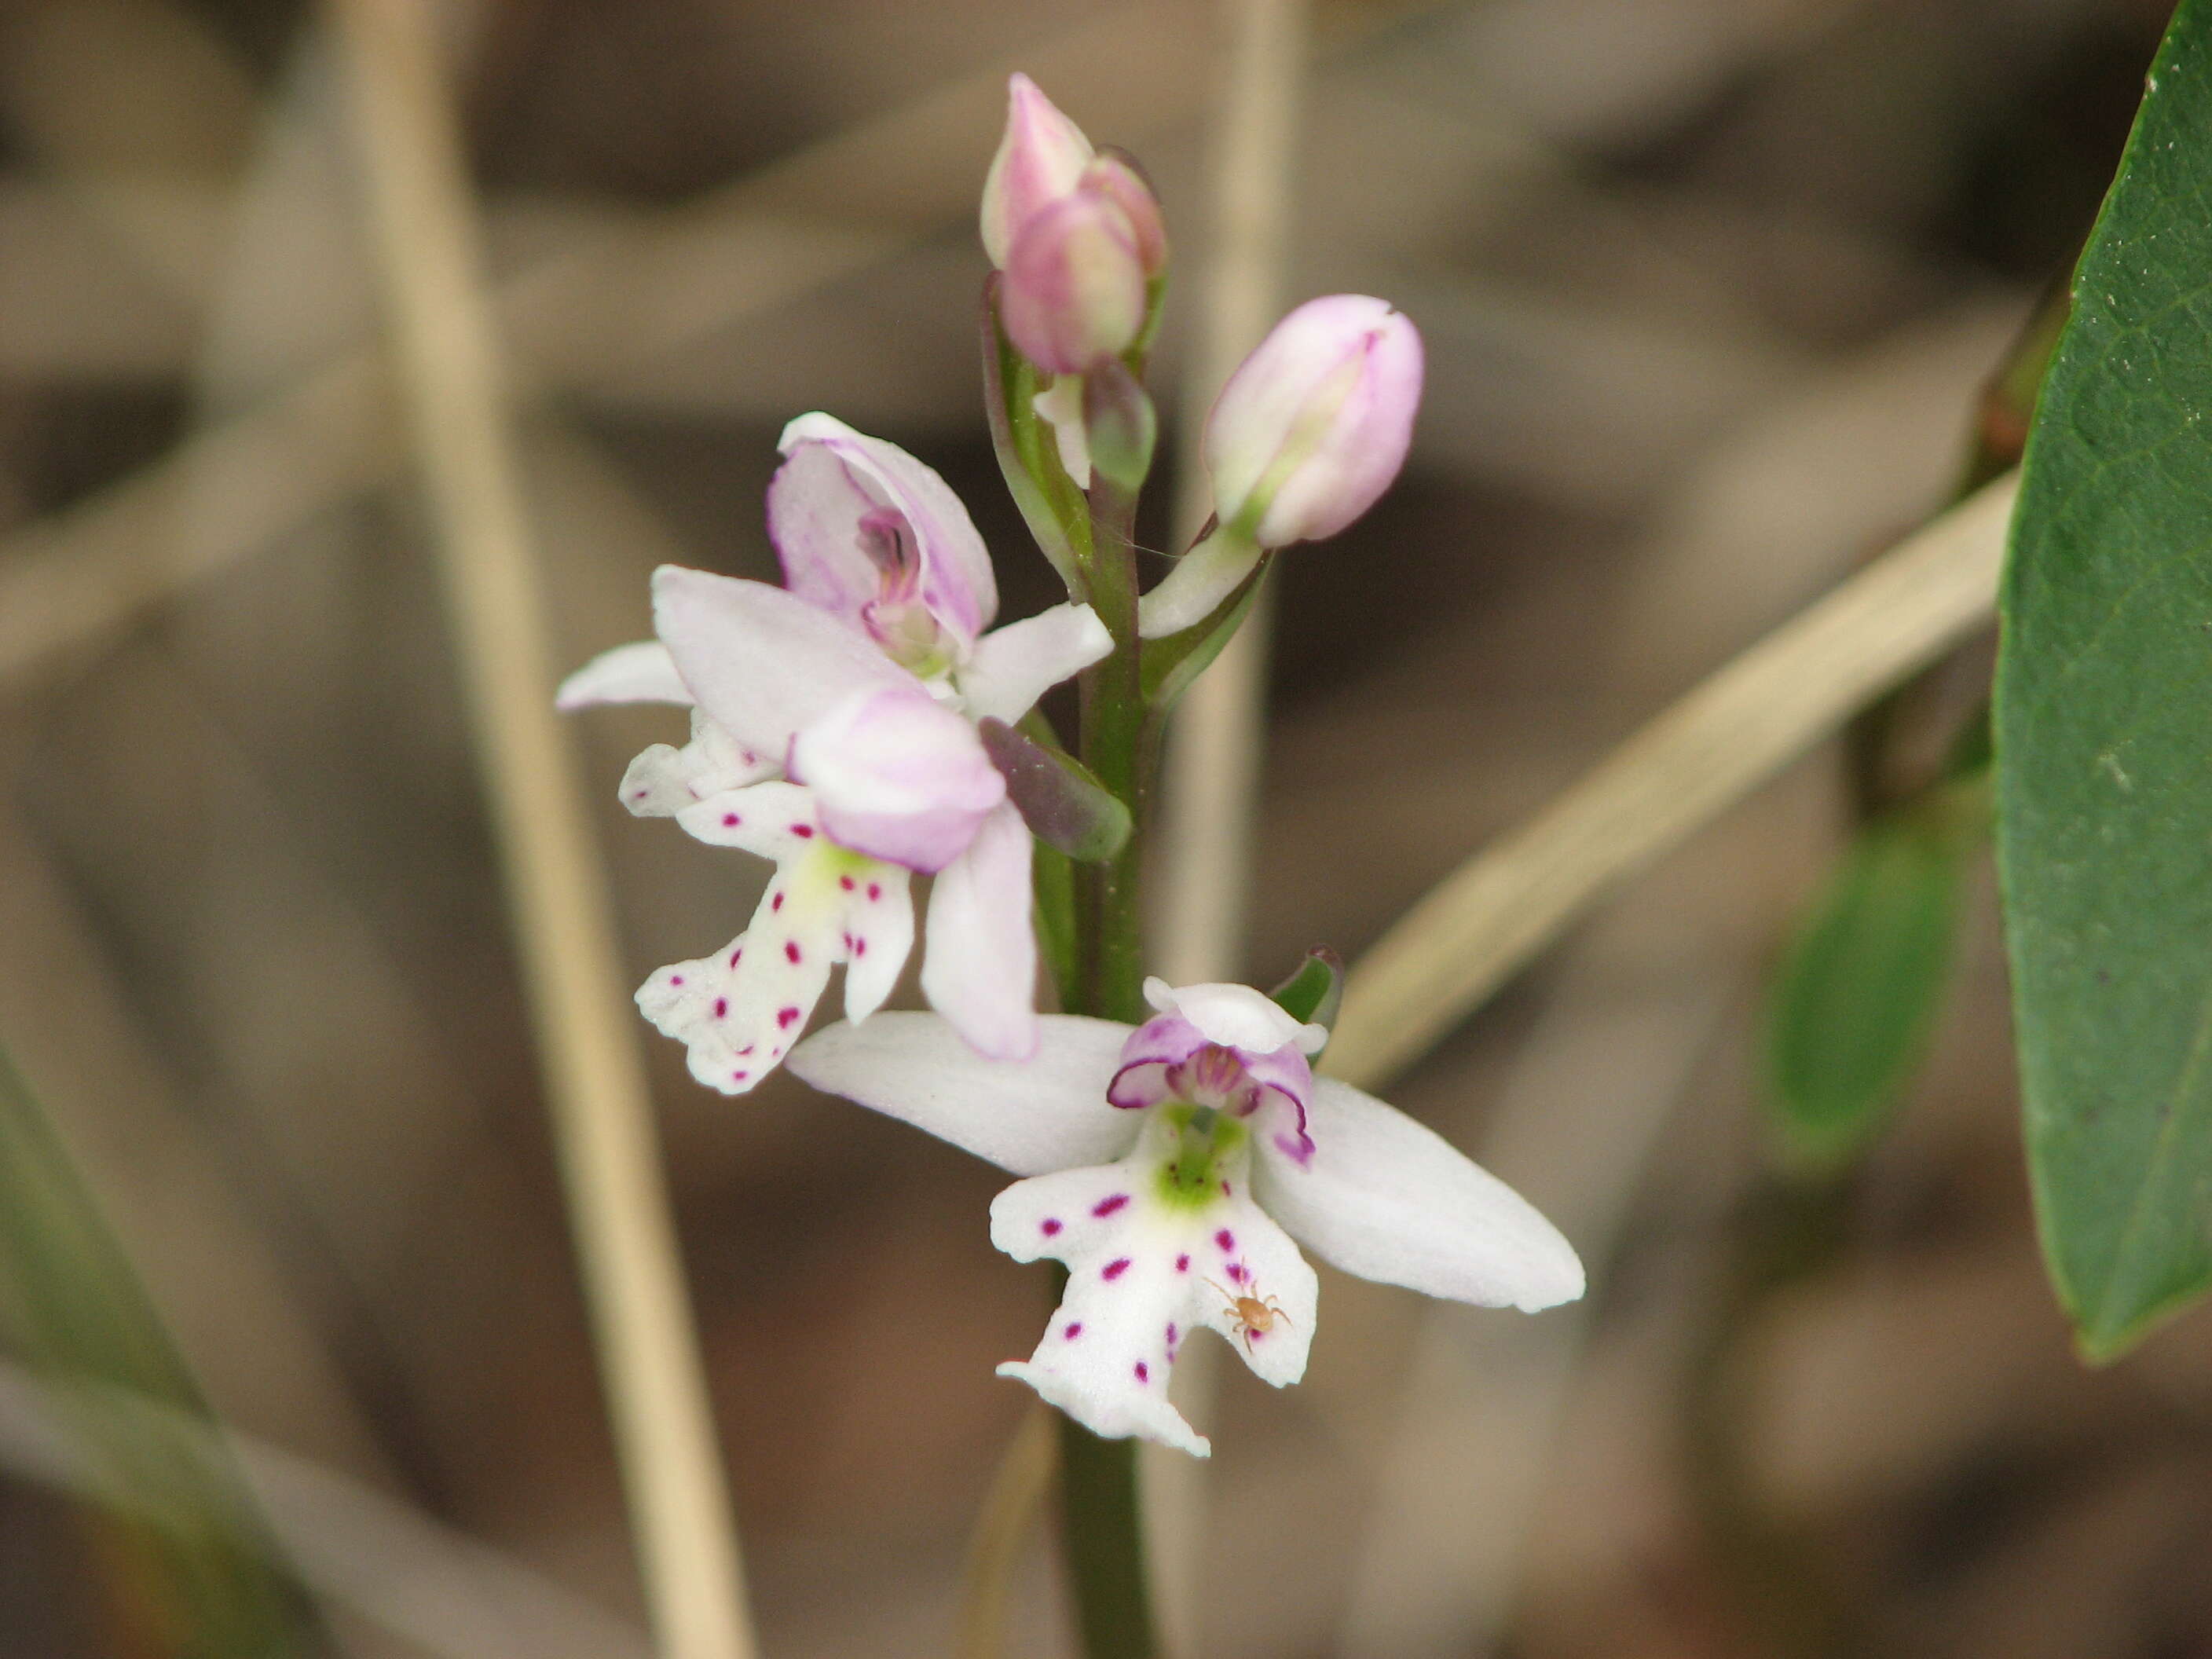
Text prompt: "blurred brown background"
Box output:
[[1, 0, 2207, 1655]]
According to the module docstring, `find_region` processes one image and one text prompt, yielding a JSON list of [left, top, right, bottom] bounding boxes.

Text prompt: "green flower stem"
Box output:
[[1057, 472, 1161, 1659], [1077, 476, 1150, 1027], [1057, 1394, 1158, 1659]]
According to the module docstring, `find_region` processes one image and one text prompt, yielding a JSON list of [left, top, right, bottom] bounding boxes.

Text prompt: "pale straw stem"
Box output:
[[1324, 468, 2019, 1091], [1155, 0, 1312, 988], [952, 1402, 1058, 1659], [324, 5, 756, 1657]]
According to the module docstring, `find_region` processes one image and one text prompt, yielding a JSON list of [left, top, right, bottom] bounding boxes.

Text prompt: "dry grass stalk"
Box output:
[[1326, 469, 2020, 1090], [324, 3, 754, 1657], [1154, 0, 1313, 990]]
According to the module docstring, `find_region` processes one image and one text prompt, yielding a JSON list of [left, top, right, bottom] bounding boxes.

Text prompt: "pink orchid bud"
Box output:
[[980, 74, 1094, 269], [999, 190, 1148, 374], [1203, 295, 1423, 548], [1081, 152, 1168, 277]]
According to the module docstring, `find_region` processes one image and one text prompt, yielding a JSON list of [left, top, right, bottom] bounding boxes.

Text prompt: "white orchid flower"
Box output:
[[789, 979, 1584, 1456], [558, 415, 1111, 1092]]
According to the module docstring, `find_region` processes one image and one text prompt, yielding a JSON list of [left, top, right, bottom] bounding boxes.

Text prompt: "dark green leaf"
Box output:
[[1764, 814, 1972, 1164], [1995, 0, 2212, 1361]]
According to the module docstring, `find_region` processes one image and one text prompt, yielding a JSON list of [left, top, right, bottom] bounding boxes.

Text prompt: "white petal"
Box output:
[[1134, 530, 1262, 639], [1254, 1079, 1584, 1312], [651, 566, 910, 757], [618, 712, 775, 817], [674, 781, 827, 862], [1144, 978, 1322, 1056], [635, 932, 771, 1094], [638, 840, 907, 1093], [841, 865, 915, 1024], [994, 1165, 1213, 1456], [556, 639, 693, 709], [1033, 375, 1092, 489], [921, 803, 1039, 1060], [989, 1134, 1317, 1458], [787, 1012, 1137, 1175], [958, 603, 1115, 725]]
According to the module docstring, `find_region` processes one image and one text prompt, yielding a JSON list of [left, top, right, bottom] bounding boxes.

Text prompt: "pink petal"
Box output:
[[789, 684, 1005, 872], [774, 414, 997, 646], [650, 566, 910, 758]]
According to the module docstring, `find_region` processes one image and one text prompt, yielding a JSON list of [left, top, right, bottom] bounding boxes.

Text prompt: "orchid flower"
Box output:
[[559, 415, 1111, 1091], [789, 979, 1584, 1456]]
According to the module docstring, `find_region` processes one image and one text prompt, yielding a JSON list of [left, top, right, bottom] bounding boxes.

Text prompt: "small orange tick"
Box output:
[[1206, 1276, 1293, 1352]]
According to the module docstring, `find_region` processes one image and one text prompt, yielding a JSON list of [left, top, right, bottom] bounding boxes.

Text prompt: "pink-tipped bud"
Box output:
[[999, 191, 1148, 374], [1202, 295, 1423, 548], [1081, 152, 1168, 277], [980, 74, 1094, 269]]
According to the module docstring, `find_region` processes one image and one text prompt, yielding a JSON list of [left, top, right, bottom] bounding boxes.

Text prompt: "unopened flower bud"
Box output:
[[1000, 191, 1148, 374], [980, 73, 1093, 269], [1203, 295, 1423, 548], [1081, 151, 1168, 278]]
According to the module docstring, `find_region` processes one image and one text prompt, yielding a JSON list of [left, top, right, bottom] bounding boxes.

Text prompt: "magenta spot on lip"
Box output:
[[1221, 1180, 1232, 1196], [1102, 1258, 1131, 1281], [668, 975, 685, 987], [853, 938, 866, 956], [1215, 1229, 1236, 1252], [777, 1006, 800, 1029], [732, 1070, 749, 1082], [867, 882, 882, 900], [722, 811, 741, 826], [712, 998, 728, 1019], [728, 948, 742, 966], [1091, 1194, 1130, 1218], [1041, 1218, 1063, 1237], [785, 941, 802, 964], [791, 823, 815, 838], [840, 875, 855, 891], [1175, 1254, 1190, 1273], [633, 788, 650, 800], [1063, 1322, 1083, 1340], [1133, 1361, 1149, 1382], [1165, 1322, 1178, 1346], [738, 1045, 754, 1057], [771, 892, 785, 911], [1227, 1262, 1248, 1284]]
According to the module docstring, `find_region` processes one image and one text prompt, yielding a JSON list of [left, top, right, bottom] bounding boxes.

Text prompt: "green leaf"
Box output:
[[1764, 811, 1974, 1164], [1995, 0, 2212, 1361], [0, 1041, 315, 1654], [1268, 948, 1344, 1036]]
